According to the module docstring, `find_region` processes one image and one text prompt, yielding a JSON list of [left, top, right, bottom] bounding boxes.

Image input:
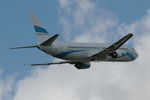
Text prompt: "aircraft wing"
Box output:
[[26, 60, 89, 66], [92, 33, 133, 59]]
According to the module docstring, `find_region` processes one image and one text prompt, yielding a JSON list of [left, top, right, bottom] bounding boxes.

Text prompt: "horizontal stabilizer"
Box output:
[[24, 60, 90, 66], [10, 45, 37, 49], [27, 62, 68, 66]]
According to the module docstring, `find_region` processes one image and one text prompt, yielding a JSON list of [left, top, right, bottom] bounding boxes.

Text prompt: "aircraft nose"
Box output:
[[132, 48, 139, 59], [135, 52, 139, 58], [133, 50, 139, 60], [128, 50, 139, 61]]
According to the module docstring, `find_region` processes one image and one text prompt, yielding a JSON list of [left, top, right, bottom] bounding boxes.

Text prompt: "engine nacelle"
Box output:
[[109, 51, 123, 59], [109, 52, 118, 58], [74, 62, 91, 69]]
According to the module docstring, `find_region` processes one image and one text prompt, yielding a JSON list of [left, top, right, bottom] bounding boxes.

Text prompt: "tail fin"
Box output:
[[30, 14, 52, 44]]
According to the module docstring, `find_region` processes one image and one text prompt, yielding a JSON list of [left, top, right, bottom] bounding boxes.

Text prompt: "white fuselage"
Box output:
[[38, 41, 138, 62]]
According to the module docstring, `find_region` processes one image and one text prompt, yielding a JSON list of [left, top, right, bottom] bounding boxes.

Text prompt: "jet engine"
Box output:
[[109, 52, 118, 58], [109, 51, 123, 59], [74, 62, 91, 69]]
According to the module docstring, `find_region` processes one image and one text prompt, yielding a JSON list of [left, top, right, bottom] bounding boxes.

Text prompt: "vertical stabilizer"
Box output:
[[30, 14, 52, 44]]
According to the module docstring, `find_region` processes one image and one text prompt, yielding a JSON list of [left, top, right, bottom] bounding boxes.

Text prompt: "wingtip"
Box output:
[[129, 33, 133, 36], [24, 64, 31, 66], [10, 48, 14, 50], [55, 34, 60, 37]]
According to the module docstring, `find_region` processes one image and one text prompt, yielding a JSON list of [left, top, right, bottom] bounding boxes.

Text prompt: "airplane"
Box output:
[[10, 14, 139, 69]]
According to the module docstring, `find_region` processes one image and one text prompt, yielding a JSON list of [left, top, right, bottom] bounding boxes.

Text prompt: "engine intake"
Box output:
[[109, 52, 118, 58]]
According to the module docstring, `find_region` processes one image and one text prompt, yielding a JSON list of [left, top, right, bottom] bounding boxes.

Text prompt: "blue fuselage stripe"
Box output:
[[122, 52, 136, 60], [56, 50, 84, 58]]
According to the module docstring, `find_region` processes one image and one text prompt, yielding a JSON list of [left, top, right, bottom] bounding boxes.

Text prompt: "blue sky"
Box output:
[[0, 0, 60, 77], [0, 0, 150, 100], [99, 0, 150, 23]]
